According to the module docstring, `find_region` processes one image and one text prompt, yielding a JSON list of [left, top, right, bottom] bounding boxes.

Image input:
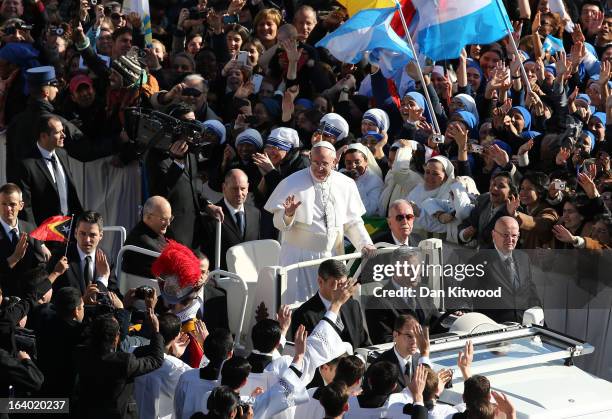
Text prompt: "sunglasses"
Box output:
[[395, 214, 415, 222], [111, 13, 126, 20]]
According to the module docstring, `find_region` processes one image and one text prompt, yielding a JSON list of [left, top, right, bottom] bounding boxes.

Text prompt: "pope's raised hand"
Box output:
[[283, 195, 302, 217]]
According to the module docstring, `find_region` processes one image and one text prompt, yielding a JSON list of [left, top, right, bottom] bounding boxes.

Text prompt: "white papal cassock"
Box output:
[[264, 168, 373, 304]]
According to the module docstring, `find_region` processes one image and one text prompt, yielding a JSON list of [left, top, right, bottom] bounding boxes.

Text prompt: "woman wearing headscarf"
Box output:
[[253, 127, 308, 238], [397, 91, 432, 143], [377, 140, 424, 216], [361, 108, 390, 175], [449, 94, 480, 126], [406, 155, 473, 239], [342, 143, 384, 216]]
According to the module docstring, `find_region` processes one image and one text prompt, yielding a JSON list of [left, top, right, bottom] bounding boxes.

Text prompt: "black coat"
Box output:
[[458, 193, 511, 249], [32, 304, 83, 398], [465, 249, 541, 324], [291, 293, 371, 349], [122, 221, 167, 278], [16, 146, 83, 227], [5, 99, 94, 184], [199, 282, 229, 332], [145, 148, 204, 247], [200, 200, 261, 270], [51, 243, 115, 296], [75, 333, 164, 419], [0, 349, 44, 401], [0, 220, 46, 298], [364, 280, 440, 345], [372, 347, 423, 391]]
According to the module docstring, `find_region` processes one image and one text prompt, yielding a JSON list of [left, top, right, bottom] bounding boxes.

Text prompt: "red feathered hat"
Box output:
[[151, 240, 201, 304]]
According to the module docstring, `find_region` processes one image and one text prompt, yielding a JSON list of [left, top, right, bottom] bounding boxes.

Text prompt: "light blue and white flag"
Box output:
[[409, 0, 511, 61], [542, 34, 565, 55], [316, 7, 414, 79]]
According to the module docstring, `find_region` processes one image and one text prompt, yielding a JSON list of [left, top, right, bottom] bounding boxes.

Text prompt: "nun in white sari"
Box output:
[[406, 156, 473, 240]]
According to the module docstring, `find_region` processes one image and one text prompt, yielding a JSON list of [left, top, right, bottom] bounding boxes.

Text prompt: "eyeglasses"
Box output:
[[494, 230, 519, 240], [395, 214, 415, 222], [147, 213, 174, 224], [111, 13, 126, 20]]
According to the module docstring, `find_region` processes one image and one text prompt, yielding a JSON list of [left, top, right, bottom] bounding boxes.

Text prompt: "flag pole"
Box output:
[[63, 215, 74, 257], [393, 0, 441, 135], [493, 0, 532, 95]]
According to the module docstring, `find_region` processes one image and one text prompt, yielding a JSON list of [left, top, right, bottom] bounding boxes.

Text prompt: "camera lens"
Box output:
[[90, 0, 97, 5]]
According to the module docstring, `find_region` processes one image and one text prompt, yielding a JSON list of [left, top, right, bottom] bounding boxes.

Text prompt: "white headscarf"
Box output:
[[377, 144, 423, 216], [409, 155, 456, 202], [346, 143, 382, 180]]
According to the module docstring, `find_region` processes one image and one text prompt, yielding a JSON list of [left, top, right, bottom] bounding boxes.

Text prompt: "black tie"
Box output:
[[405, 358, 413, 380], [9, 228, 19, 251], [47, 155, 68, 214], [84, 255, 93, 286], [235, 211, 245, 238]]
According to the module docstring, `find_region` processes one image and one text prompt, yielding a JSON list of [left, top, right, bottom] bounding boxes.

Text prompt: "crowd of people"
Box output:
[[1, 0, 612, 417]]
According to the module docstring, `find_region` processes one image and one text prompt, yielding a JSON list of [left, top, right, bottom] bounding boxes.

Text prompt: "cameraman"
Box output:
[[145, 103, 223, 248], [342, 143, 383, 216]]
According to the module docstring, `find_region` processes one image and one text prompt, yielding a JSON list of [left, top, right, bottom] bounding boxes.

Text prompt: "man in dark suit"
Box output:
[[360, 199, 418, 286], [122, 196, 170, 278], [74, 311, 164, 419], [0, 183, 50, 297], [145, 103, 223, 248], [32, 287, 85, 398], [365, 246, 440, 344], [16, 115, 83, 226], [6, 66, 100, 184], [466, 216, 541, 324], [371, 314, 431, 391], [51, 211, 116, 297], [291, 259, 371, 350], [458, 173, 516, 249], [201, 169, 261, 270]]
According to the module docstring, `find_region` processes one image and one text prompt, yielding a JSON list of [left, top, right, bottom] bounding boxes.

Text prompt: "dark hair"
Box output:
[[220, 356, 252, 389], [192, 248, 209, 262], [318, 259, 348, 281], [463, 375, 492, 416], [393, 313, 418, 332], [251, 319, 281, 353], [0, 183, 22, 196], [158, 313, 181, 345], [319, 381, 348, 417], [366, 361, 398, 395], [582, 1, 603, 13], [206, 385, 240, 419], [54, 287, 82, 318], [204, 328, 234, 367], [492, 171, 518, 197], [90, 314, 120, 354], [334, 355, 365, 387], [521, 171, 550, 202], [75, 210, 104, 232], [112, 26, 132, 42], [37, 115, 61, 138]]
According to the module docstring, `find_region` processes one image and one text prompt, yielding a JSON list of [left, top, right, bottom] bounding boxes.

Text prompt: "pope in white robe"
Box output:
[[264, 141, 375, 304]]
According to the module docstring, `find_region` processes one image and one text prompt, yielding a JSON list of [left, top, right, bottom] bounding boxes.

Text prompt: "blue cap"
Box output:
[[25, 65, 56, 87]]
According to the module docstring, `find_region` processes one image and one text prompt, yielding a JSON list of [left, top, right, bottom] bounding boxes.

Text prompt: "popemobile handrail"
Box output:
[[208, 269, 249, 349]]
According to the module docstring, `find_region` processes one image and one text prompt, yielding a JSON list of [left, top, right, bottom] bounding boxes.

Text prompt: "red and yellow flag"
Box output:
[[337, 0, 395, 16], [30, 215, 72, 242]]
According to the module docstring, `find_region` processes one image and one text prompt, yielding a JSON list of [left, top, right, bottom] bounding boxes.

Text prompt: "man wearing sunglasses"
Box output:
[[152, 74, 221, 122], [371, 199, 417, 247]]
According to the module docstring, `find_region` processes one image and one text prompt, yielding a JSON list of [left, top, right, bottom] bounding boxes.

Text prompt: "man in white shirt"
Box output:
[[52, 211, 116, 297], [134, 313, 192, 419]]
